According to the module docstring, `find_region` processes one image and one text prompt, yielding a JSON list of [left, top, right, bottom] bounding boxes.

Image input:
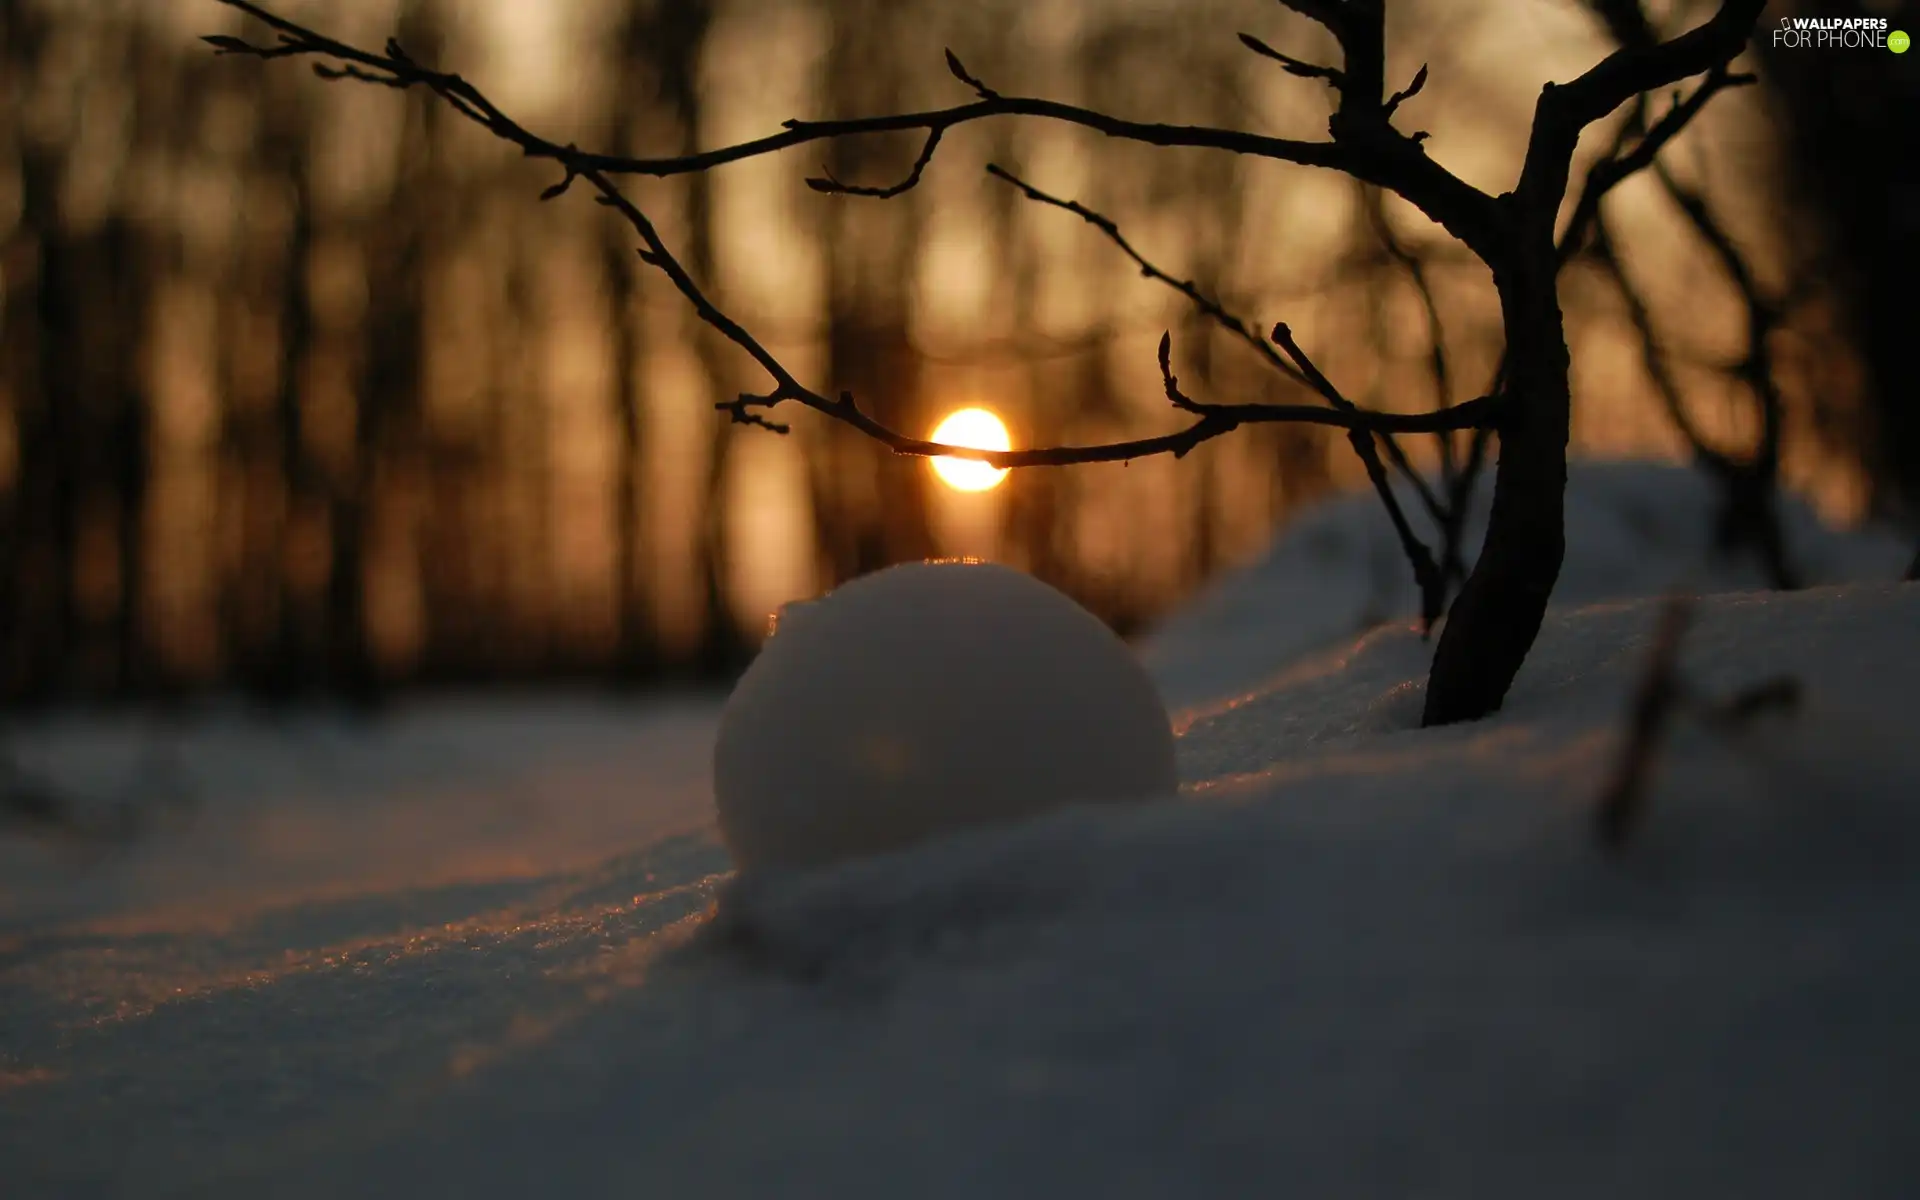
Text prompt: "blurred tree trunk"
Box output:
[[602, 221, 656, 681], [0, 2, 46, 702], [1756, 0, 1920, 521], [655, 0, 750, 674], [329, 0, 441, 702], [6, 152, 81, 701], [98, 214, 152, 694], [1180, 298, 1222, 592], [601, 0, 663, 682], [807, 0, 937, 586], [257, 84, 320, 698]]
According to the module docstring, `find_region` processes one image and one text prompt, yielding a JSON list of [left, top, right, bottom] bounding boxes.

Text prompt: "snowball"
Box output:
[[714, 560, 1178, 873]]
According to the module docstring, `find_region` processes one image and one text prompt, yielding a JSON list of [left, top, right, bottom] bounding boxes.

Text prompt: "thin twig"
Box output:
[[1518, 0, 1764, 218], [986, 165, 1309, 389], [1269, 322, 1447, 626], [1236, 32, 1342, 85], [1361, 185, 1455, 497]]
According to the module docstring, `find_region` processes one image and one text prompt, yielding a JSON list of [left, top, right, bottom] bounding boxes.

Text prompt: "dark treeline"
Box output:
[[0, 0, 1890, 707]]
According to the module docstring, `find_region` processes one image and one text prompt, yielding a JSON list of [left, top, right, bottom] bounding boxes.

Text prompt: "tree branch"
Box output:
[[1568, 0, 1796, 590], [1517, 0, 1764, 227], [1363, 186, 1455, 486], [1556, 65, 1756, 265], [985, 165, 1309, 389], [1237, 32, 1342, 85], [806, 127, 945, 199], [1588, 215, 1716, 462], [1269, 322, 1448, 626], [212, 0, 1503, 255], [208, 0, 1504, 485], [987, 164, 1461, 620]]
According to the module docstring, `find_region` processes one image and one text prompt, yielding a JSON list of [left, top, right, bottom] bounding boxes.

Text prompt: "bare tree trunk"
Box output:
[[803, 0, 937, 586], [600, 0, 662, 683], [603, 226, 656, 679], [102, 217, 152, 694], [326, 0, 438, 704], [14, 146, 81, 702], [1423, 251, 1569, 726], [265, 105, 318, 697], [645, 0, 748, 673]]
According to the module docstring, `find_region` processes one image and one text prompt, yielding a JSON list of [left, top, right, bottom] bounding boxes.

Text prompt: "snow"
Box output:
[[1145, 460, 1912, 709], [714, 560, 1176, 872], [2, 462, 1917, 1198]]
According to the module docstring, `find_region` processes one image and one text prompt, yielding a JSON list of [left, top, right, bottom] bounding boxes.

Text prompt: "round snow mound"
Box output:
[[714, 560, 1178, 873]]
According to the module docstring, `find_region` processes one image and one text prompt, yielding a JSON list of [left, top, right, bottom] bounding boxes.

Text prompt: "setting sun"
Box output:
[[928, 408, 1012, 492]]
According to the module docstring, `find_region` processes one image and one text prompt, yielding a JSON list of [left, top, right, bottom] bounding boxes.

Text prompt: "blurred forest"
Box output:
[[0, 0, 1904, 705]]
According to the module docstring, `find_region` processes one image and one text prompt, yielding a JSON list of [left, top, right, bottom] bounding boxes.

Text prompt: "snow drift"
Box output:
[[1, 462, 1915, 1199]]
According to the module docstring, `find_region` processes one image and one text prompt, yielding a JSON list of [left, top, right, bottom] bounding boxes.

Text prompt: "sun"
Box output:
[[928, 408, 1011, 492]]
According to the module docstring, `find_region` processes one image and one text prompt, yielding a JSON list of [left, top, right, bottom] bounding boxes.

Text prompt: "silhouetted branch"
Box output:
[[1590, 206, 1794, 586], [1588, 215, 1703, 444], [1270, 323, 1447, 625], [1519, 0, 1763, 219], [989, 162, 1460, 621], [1236, 32, 1342, 85], [1653, 160, 1793, 588], [1274, 0, 1350, 30], [211, 0, 1505, 253], [1383, 64, 1430, 122], [985, 165, 1309, 389], [1361, 185, 1486, 605], [1571, 0, 1796, 590], [807, 128, 944, 198], [1556, 65, 1756, 265], [1362, 187, 1454, 484], [207, 0, 1503, 481], [942, 49, 1001, 101], [972, 71, 1467, 603]]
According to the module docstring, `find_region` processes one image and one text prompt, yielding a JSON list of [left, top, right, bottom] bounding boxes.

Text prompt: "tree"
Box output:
[[206, 0, 1767, 727], [1756, 0, 1920, 554]]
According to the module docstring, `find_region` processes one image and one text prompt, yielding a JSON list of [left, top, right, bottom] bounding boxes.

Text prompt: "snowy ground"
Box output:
[[3, 462, 1917, 1198]]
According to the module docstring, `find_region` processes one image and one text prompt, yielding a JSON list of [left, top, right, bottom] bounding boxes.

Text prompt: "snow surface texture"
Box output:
[[714, 560, 1177, 872], [1145, 459, 1913, 708], [2, 462, 1916, 1199]]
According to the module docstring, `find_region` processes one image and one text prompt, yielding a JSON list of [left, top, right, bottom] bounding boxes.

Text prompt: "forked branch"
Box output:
[[1518, 0, 1764, 221], [1556, 65, 1756, 265], [205, 0, 1502, 478]]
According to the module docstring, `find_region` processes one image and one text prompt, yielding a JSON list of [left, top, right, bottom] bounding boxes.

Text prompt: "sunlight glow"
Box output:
[[929, 408, 1012, 492]]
